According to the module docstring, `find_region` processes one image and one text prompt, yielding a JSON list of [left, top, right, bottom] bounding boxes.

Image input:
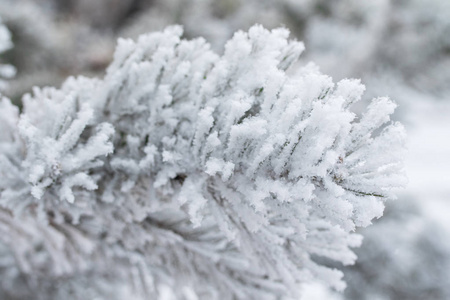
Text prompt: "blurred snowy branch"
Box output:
[[0, 18, 16, 91]]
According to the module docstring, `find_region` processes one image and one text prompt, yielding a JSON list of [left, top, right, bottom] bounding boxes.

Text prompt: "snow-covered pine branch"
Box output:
[[0, 25, 406, 299]]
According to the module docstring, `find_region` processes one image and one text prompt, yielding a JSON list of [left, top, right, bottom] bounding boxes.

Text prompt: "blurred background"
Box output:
[[0, 0, 449, 299]]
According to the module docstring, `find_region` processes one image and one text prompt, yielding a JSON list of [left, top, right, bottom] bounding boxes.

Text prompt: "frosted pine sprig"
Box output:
[[0, 25, 405, 299]]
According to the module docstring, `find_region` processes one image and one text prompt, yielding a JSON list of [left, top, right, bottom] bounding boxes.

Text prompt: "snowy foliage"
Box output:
[[304, 0, 450, 97], [0, 20, 12, 59], [342, 199, 450, 300], [0, 25, 405, 299], [0, 19, 15, 91], [121, 0, 307, 50], [0, 0, 117, 101]]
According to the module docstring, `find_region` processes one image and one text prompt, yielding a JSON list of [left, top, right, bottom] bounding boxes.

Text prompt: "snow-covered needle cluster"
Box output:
[[0, 25, 405, 299]]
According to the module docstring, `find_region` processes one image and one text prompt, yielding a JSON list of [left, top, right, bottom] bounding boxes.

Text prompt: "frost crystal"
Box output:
[[0, 25, 405, 299]]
